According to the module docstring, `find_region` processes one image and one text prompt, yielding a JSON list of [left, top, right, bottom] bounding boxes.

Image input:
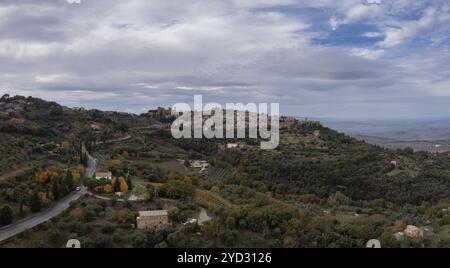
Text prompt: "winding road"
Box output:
[[0, 151, 96, 243]]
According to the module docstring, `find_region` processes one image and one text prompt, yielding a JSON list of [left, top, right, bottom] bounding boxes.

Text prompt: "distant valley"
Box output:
[[321, 118, 450, 153]]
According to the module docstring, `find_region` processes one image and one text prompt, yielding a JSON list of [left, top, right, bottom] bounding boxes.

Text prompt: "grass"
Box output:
[[155, 160, 190, 174], [194, 189, 232, 207], [130, 159, 192, 174], [131, 177, 148, 197]]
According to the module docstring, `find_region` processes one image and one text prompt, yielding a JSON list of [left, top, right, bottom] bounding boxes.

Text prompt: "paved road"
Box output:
[[98, 135, 131, 144], [0, 151, 95, 243], [84, 151, 96, 178], [198, 208, 212, 225]]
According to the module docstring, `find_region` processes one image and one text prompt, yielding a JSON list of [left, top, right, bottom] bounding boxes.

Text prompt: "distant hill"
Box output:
[[1, 94, 450, 248], [1, 94, 449, 205]]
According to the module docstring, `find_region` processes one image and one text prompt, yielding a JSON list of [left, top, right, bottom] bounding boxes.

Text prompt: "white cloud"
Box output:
[[378, 8, 436, 48], [362, 32, 383, 38], [34, 74, 68, 83], [330, 2, 383, 30], [329, 17, 339, 30], [351, 48, 384, 59], [0, 40, 60, 58]]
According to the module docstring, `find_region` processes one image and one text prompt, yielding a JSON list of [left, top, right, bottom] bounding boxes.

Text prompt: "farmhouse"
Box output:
[[404, 225, 424, 238], [95, 171, 112, 180], [136, 210, 169, 230], [227, 143, 238, 149], [190, 160, 209, 169]]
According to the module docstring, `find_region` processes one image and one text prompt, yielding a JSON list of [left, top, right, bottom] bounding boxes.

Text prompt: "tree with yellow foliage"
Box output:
[[119, 177, 129, 193], [184, 176, 193, 185], [38, 192, 52, 206], [104, 184, 114, 193], [143, 191, 152, 201], [35, 171, 60, 184], [166, 172, 182, 181], [35, 171, 48, 184], [109, 159, 122, 170], [211, 186, 220, 193], [72, 172, 81, 185], [60, 141, 70, 154]]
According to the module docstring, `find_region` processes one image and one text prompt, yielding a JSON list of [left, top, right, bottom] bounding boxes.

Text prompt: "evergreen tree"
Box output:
[[64, 170, 74, 192], [83, 152, 88, 166], [0, 205, 13, 226], [126, 176, 133, 190], [114, 179, 121, 193], [79, 140, 84, 164], [19, 199, 24, 215], [52, 182, 60, 200], [30, 191, 42, 212]]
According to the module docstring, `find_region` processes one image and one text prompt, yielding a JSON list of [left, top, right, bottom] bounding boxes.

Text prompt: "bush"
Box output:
[[0, 205, 13, 226], [48, 230, 62, 245], [93, 235, 113, 248], [102, 224, 115, 234]]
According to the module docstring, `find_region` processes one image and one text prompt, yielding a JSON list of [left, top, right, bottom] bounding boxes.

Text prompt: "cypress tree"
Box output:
[[79, 141, 84, 164], [30, 191, 42, 212], [52, 182, 60, 200], [64, 170, 74, 192], [114, 179, 121, 193], [126, 176, 133, 190]]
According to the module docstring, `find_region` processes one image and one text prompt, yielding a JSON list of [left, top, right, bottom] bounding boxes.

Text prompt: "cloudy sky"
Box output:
[[1, 0, 450, 119]]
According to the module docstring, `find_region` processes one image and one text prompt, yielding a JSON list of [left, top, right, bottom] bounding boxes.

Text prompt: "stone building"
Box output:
[[95, 171, 112, 180], [227, 143, 239, 149], [404, 225, 424, 238], [136, 210, 169, 230]]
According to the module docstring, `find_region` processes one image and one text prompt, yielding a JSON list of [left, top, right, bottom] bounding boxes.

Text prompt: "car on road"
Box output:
[[76, 187, 81, 191]]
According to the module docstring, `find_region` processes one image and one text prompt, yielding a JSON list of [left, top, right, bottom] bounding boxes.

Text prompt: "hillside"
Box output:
[[1, 95, 450, 248]]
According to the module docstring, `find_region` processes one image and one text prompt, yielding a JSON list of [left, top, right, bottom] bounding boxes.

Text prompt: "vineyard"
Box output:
[[204, 167, 232, 181]]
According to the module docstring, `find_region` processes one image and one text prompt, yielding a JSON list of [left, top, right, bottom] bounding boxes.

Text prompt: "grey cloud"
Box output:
[[0, 0, 450, 119]]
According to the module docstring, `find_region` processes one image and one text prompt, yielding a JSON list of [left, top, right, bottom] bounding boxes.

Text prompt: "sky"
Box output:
[[1, 0, 450, 119]]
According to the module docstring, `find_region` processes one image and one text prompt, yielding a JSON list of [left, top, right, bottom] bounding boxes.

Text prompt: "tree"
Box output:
[[13, 190, 26, 215], [104, 184, 114, 193], [112, 178, 121, 193], [0, 206, 13, 226], [79, 141, 84, 164], [48, 230, 62, 245], [63, 170, 74, 193], [52, 182, 60, 200], [38, 192, 52, 206], [29, 191, 42, 212], [160, 180, 194, 200], [60, 141, 70, 154], [126, 176, 133, 190], [132, 230, 164, 248], [120, 179, 129, 193], [19, 199, 24, 215]]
